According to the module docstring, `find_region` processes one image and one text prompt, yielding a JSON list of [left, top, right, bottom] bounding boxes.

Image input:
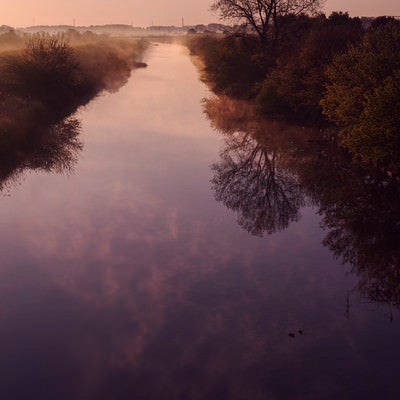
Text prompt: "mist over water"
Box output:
[[0, 43, 399, 399]]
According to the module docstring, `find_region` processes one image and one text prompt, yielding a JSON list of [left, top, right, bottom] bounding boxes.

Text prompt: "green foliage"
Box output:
[[341, 72, 400, 164], [321, 21, 400, 165]]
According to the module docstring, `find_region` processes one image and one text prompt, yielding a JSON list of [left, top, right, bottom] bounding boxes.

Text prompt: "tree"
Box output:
[[211, 0, 324, 44], [255, 12, 362, 121], [321, 21, 400, 166]]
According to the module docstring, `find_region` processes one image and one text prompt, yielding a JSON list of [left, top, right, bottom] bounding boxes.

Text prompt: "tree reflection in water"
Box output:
[[206, 95, 308, 236], [205, 95, 400, 309], [0, 116, 82, 193], [211, 130, 305, 235], [321, 173, 400, 308]]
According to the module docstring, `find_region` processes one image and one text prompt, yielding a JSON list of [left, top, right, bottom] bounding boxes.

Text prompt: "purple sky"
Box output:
[[2, 0, 399, 28]]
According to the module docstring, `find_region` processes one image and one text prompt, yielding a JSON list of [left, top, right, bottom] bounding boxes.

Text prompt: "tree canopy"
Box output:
[[211, 0, 324, 43], [321, 21, 400, 166]]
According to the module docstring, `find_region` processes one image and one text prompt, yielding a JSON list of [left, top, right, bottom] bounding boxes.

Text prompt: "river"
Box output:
[[0, 43, 399, 399]]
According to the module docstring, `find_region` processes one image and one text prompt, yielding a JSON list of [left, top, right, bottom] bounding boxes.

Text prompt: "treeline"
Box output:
[[0, 31, 148, 189], [186, 13, 400, 169]]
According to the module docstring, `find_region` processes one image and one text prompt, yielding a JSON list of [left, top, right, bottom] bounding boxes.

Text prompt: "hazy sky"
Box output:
[[2, 0, 399, 28]]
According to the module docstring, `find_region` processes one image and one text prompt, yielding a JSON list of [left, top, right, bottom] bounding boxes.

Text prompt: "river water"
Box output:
[[0, 43, 399, 399]]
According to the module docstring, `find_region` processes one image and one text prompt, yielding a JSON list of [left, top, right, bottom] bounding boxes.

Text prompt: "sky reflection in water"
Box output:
[[0, 44, 399, 399]]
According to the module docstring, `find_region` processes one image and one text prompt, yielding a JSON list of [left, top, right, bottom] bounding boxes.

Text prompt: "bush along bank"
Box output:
[[0, 33, 148, 122]]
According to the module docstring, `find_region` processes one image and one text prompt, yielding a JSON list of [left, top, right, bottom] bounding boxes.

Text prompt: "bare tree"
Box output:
[[211, 0, 324, 43]]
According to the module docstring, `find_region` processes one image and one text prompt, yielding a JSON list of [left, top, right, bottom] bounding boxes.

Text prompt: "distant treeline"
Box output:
[[186, 13, 400, 169], [0, 31, 148, 189]]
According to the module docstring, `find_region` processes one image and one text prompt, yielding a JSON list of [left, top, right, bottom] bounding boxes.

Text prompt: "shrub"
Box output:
[[4, 35, 81, 112]]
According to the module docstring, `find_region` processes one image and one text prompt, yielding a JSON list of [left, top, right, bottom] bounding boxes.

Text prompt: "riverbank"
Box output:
[[0, 32, 148, 121], [0, 32, 148, 189], [186, 16, 400, 170]]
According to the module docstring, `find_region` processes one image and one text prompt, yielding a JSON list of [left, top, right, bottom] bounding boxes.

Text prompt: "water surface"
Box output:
[[0, 43, 399, 400]]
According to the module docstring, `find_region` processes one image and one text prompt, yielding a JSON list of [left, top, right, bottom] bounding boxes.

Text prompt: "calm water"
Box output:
[[1, 43, 400, 399]]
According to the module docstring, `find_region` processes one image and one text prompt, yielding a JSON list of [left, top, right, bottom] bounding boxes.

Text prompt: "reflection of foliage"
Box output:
[[321, 176, 400, 306], [206, 94, 400, 309], [212, 141, 304, 235], [208, 97, 305, 236], [0, 117, 82, 192]]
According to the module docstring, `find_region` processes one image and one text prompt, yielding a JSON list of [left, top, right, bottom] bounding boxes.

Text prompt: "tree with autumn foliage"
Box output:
[[321, 20, 400, 167]]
